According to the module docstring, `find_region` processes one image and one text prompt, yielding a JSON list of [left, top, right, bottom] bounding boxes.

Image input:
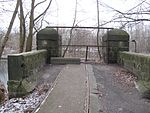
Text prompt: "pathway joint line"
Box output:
[[33, 66, 66, 113]]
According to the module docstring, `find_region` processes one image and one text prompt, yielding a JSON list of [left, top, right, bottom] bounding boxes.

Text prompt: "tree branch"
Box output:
[[34, 0, 53, 22], [62, 0, 78, 57], [0, 0, 20, 58], [96, 0, 102, 60]]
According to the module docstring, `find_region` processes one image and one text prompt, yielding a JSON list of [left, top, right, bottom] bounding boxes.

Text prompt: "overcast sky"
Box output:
[[46, 0, 138, 27], [0, 0, 145, 30]]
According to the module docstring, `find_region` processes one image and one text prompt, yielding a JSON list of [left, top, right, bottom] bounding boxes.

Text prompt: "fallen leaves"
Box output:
[[114, 68, 137, 88]]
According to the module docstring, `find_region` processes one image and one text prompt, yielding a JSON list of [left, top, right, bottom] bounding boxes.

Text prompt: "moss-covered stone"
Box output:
[[8, 79, 37, 98], [102, 29, 129, 63], [51, 57, 80, 64], [8, 50, 47, 81], [136, 80, 150, 98], [102, 29, 129, 41], [37, 27, 58, 36], [37, 27, 62, 62], [118, 52, 150, 97], [8, 50, 47, 98], [8, 80, 27, 98]]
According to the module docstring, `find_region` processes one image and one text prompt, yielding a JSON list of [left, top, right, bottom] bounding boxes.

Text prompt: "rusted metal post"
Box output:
[[85, 46, 88, 61], [107, 29, 109, 64], [131, 40, 137, 52]]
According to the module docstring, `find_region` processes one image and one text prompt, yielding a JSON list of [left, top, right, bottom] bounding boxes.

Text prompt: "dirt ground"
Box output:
[[92, 64, 150, 113]]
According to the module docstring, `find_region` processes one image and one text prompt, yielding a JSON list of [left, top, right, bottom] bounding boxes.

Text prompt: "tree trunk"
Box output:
[[62, 0, 77, 57], [96, 0, 101, 60], [19, 0, 26, 53], [0, 0, 20, 58], [25, 0, 35, 52]]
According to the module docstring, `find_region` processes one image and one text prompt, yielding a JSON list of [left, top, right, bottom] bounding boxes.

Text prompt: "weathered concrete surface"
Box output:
[[36, 63, 150, 113], [37, 64, 87, 113], [93, 64, 150, 113], [8, 50, 47, 80], [7, 50, 47, 97], [85, 64, 100, 113], [51, 57, 80, 64]]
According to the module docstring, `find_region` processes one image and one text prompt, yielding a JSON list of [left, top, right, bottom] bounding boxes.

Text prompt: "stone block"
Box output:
[[8, 50, 47, 81], [7, 50, 47, 98], [51, 57, 80, 64], [118, 52, 150, 98]]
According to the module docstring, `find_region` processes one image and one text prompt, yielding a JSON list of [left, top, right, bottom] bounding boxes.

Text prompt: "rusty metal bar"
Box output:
[[107, 29, 109, 64], [61, 45, 107, 47], [46, 26, 114, 29], [61, 45, 129, 49], [85, 46, 88, 61]]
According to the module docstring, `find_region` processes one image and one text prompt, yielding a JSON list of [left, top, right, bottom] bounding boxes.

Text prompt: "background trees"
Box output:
[[0, 0, 53, 58], [0, 0, 150, 58], [0, 0, 19, 58]]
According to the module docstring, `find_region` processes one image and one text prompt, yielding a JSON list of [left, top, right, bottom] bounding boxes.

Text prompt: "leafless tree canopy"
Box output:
[[1, 0, 150, 58], [99, 0, 150, 28]]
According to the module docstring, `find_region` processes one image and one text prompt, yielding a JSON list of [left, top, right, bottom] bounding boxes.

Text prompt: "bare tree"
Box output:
[[25, 0, 35, 52], [99, 0, 150, 28], [62, 0, 78, 57], [33, 0, 53, 33], [100, 0, 150, 54], [0, 0, 20, 58], [19, 0, 26, 53], [25, 0, 53, 52], [96, 0, 101, 60]]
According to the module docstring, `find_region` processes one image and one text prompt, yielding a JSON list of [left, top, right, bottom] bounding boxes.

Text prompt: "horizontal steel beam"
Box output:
[[61, 45, 106, 47], [46, 26, 114, 29], [61, 45, 129, 49]]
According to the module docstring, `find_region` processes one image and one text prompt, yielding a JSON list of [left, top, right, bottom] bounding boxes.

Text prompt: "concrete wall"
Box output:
[[118, 52, 150, 97], [8, 50, 47, 97], [8, 50, 47, 80]]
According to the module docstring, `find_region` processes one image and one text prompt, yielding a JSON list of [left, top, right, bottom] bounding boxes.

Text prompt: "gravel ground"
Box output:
[[92, 64, 150, 113], [0, 64, 64, 113], [0, 84, 48, 113]]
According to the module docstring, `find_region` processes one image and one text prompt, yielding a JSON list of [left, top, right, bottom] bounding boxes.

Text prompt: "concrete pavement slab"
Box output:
[[85, 64, 100, 113], [37, 64, 87, 113]]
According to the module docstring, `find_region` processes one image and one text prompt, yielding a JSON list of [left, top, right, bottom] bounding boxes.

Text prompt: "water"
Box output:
[[0, 59, 8, 89]]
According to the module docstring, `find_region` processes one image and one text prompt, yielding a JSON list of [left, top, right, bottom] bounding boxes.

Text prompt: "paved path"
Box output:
[[93, 64, 150, 113], [86, 64, 100, 113], [37, 64, 87, 113], [36, 64, 150, 113]]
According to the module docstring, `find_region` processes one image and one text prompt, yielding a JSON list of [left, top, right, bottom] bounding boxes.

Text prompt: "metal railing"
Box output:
[[61, 45, 106, 61]]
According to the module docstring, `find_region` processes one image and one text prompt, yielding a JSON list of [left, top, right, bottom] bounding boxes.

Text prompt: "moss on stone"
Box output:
[[37, 27, 58, 35], [102, 29, 129, 41], [8, 50, 47, 81], [136, 81, 150, 96], [8, 80, 27, 98], [119, 52, 150, 98]]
